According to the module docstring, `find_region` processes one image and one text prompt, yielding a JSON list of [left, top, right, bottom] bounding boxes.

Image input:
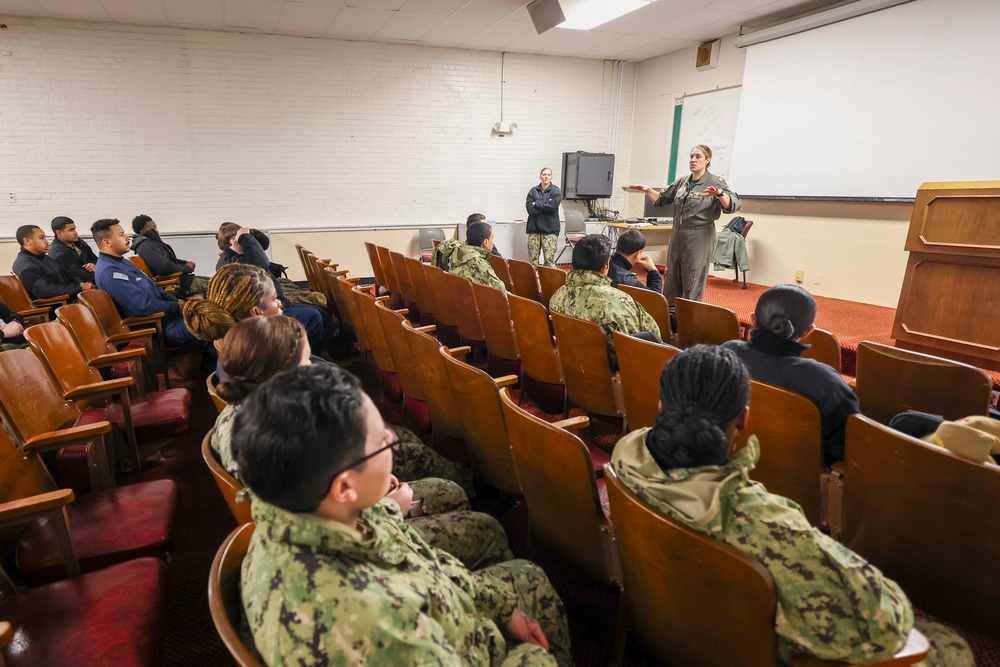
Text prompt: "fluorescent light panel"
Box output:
[[558, 0, 650, 31]]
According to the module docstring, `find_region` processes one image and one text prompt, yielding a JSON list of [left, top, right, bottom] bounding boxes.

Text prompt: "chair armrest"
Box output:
[[64, 376, 134, 401], [32, 295, 70, 307], [0, 489, 75, 524], [793, 629, 928, 666], [445, 345, 471, 357], [847, 378, 856, 390], [108, 327, 157, 343], [494, 375, 519, 389], [16, 307, 50, 318], [415, 325, 437, 333], [89, 348, 147, 367], [374, 295, 391, 302], [22, 421, 114, 453], [155, 278, 180, 287], [333, 269, 350, 277], [156, 271, 184, 280], [0, 622, 12, 651], [345, 277, 362, 283], [123, 312, 165, 326], [553, 416, 590, 433], [394, 308, 409, 315]]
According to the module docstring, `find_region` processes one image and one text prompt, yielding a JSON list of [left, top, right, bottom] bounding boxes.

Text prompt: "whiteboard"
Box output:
[[673, 87, 742, 185], [729, 0, 1000, 198]]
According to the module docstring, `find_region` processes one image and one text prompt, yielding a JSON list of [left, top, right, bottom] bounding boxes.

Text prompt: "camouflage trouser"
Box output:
[[393, 426, 475, 496], [279, 277, 328, 309], [1, 343, 27, 352], [474, 560, 573, 666], [186, 275, 210, 295], [407, 478, 469, 515], [914, 619, 975, 667], [527, 234, 558, 267]]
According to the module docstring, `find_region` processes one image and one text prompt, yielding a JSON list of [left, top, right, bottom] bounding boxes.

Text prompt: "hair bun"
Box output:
[[768, 316, 795, 340]]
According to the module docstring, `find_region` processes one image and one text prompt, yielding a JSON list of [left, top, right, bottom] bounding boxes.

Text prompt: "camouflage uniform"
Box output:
[[431, 239, 462, 271], [243, 496, 572, 666], [548, 269, 662, 354], [527, 234, 558, 268], [611, 430, 973, 667], [437, 243, 507, 294]]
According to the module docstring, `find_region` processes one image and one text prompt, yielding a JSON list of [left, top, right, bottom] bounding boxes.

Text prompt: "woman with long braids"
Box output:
[[211, 316, 508, 569], [611, 345, 971, 667]]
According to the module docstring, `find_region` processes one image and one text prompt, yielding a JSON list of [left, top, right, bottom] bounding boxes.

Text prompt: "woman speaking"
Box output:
[[630, 144, 740, 303]]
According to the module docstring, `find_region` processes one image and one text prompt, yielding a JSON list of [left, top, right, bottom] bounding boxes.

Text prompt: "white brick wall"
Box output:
[[0, 17, 635, 240]]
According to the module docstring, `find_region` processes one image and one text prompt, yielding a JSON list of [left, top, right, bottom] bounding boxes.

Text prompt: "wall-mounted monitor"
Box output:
[[561, 151, 615, 199]]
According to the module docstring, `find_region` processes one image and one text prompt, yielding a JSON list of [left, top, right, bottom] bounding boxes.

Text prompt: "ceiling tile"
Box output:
[[579, 33, 661, 58], [327, 5, 394, 37], [707, 0, 778, 12], [466, 19, 532, 48], [638, 6, 740, 37], [499, 5, 533, 24], [36, 0, 107, 19], [597, 0, 699, 33], [276, 1, 342, 34], [618, 35, 698, 60], [375, 9, 444, 39], [538, 29, 621, 54], [163, 0, 225, 25], [421, 15, 493, 45], [225, 0, 283, 29], [680, 15, 747, 41], [454, 0, 524, 21], [345, 0, 407, 9], [0, 0, 50, 15], [98, 0, 167, 23], [398, 0, 469, 15], [503, 25, 574, 51]]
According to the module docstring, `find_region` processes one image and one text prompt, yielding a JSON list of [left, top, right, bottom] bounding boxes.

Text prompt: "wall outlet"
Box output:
[[794, 270, 804, 283], [813, 273, 822, 285], [7, 192, 14, 203]]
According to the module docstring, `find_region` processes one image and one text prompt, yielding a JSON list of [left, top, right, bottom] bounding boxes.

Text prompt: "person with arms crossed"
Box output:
[[12, 224, 94, 301], [525, 167, 562, 268]]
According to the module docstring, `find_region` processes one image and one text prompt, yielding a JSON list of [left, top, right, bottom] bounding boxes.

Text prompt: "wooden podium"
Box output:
[[893, 181, 1000, 371]]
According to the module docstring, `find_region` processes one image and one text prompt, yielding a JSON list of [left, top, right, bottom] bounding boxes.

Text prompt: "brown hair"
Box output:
[[215, 316, 307, 404], [692, 144, 713, 166], [217, 222, 241, 251], [182, 264, 276, 341]]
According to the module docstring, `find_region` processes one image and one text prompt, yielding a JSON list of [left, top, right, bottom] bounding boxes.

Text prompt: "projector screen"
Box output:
[[729, 0, 1000, 199]]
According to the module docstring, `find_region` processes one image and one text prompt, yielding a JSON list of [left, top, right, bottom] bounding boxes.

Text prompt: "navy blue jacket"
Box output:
[[217, 233, 289, 306], [12, 249, 82, 300], [48, 238, 98, 283], [525, 185, 562, 235], [609, 253, 662, 293], [95, 253, 180, 319]]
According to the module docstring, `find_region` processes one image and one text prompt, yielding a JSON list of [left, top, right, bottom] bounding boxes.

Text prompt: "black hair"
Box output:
[[51, 216, 75, 233], [131, 214, 153, 236], [615, 229, 647, 256], [467, 221, 493, 248], [15, 225, 41, 247], [234, 364, 369, 513], [250, 229, 270, 251], [91, 218, 122, 245], [645, 345, 751, 471], [572, 234, 612, 271], [466, 213, 486, 226], [753, 284, 817, 341]]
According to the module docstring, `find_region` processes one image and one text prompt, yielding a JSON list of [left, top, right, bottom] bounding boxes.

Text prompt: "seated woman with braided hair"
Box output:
[[611, 345, 972, 667], [211, 315, 509, 569], [191, 264, 474, 496]]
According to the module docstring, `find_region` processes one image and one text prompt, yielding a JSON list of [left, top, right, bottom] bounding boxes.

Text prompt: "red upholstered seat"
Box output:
[[75, 388, 192, 442], [403, 396, 431, 433], [0, 557, 167, 667], [586, 443, 612, 476], [16, 479, 179, 585], [377, 369, 403, 402], [52, 405, 114, 496]]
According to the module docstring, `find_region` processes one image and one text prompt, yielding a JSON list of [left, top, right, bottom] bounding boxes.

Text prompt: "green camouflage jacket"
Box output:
[[438, 242, 506, 293], [548, 270, 661, 347], [211, 403, 240, 479], [242, 497, 556, 666], [611, 430, 914, 665]]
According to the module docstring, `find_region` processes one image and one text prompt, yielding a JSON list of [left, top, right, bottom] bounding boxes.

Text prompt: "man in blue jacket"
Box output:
[[12, 225, 94, 301], [609, 230, 662, 293], [49, 216, 99, 283], [91, 218, 198, 347]]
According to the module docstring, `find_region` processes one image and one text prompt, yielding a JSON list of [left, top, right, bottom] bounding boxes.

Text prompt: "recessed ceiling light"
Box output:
[[558, 0, 650, 31]]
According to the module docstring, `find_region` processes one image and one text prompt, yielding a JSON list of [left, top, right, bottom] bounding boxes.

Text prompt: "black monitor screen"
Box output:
[[643, 194, 668, 219]]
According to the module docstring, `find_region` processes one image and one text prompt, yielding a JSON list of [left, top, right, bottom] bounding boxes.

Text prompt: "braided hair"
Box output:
[[215, 315, 307, 404], [753, 284, 816, 341], [182, 264, 275, 341], [645, 345, 751, 471]]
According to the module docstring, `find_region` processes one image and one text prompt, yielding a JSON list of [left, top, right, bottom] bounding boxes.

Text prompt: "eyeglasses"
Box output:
[[316, 429, 402, 502]]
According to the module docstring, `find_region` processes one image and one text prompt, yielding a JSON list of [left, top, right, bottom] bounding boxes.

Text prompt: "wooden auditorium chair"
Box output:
[[603, 465, 929, 667], [206, 372, 228, 414], [732, 381, 825, 527], [507, 258, 543, 303], [374, 246, 404, 309], [487, 254, 515, 292], [322, 266, 359, 344], [363, 241, 388, 297], [56, 303, 157, 394], [612, 331, 681, 431], [470, 281, 521, 379], [439, 348, 522, 495], [508, 294, 566, 415], [375, 300, 435, 432], [388, 251, 420, 320], [334, 275, 373, 368], [618, 283, 674, 342], [201, 429, 252, 526], [208, 523, 264, 667], [421, 263, 462, 347], [0, 274, 69, 320], [351, 287, 404, 402], [800, 327, 842, 373], [128, 256, 180, 292], [836, 414, 1000, 638], [854, 341, 992, 424], [403, 256, 437, 327], [550, 312, 626, 431], [25, 321, 192, 474], [674, 297, 741, 348], [536, 265, 566, 309], [441, 272, 487, 354]]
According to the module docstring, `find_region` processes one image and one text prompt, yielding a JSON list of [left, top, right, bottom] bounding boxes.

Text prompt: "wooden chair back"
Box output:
[[604, 465, 779, 667], [56, 303, 152, 394], [855, 341, 992, 424], [78, 289, 132, 339], [508, 294, 565, 415], [442, 272, 485, 344], [208, 523, 264, 667], [404, 256, 436, 325], [294, 243, 309, 286], [300, 251, 323, 295], [841, 414, 1000, 638], [24, 321, 112, 404], [400, 323, 465, 442], [363, 242, 387, 294], [618, 283, 674, 339], [207, 373, 228, 413], [306, 252, 341, 309], [536, 265, 566, 309], [488, 254, 515, 292], [674, 298, 741, 348], [508, 258, 542, 302], [375, 246, 402, 307], [375, 301, 426, 402], [500, 389, 619, 585], [389, 250, 418, 313], [335, 276, 370, 355], [0, 428, 59, 563], [550, 312, 623, 420], [323, 267, 352, 335], [471, 281, 519, 363], [733, 381, 824, 526], [613, 331, 680, 431], [800, 327, 842, 373], [351, 288, 395, 375], [0, 275, 33, 312], [440, 349, 521, 494], [128, 255, 155, 279], [78, 289, 168, 386], [201, 428, 252, 525], [423, 265, 460, 328]]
